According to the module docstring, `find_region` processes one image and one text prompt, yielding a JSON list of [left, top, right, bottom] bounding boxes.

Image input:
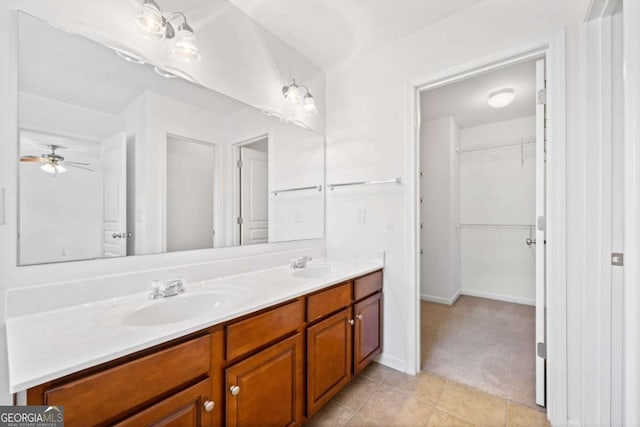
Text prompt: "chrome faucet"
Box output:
[[149, 279, 186, 299], [290, 256, 312, 269]]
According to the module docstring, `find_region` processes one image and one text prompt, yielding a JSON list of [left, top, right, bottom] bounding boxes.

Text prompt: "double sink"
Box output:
[[100, 261, 348, 327]]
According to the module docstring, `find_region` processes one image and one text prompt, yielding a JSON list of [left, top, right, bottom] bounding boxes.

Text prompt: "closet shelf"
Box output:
[[456, 136, 536, 165], [456, 223, 534, 230]]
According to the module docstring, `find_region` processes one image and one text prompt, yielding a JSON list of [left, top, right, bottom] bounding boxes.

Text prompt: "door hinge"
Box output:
[[537, 216, 546, 231], [537, 342, 547, 359], [537, 88, 547, 105], [237, 217, 243, 225], [611, 252, 624, 266], [237, 160, 243, 168]]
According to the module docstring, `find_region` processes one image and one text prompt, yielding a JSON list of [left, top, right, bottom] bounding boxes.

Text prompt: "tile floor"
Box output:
[[421, 296, 537, 408], [306, 362, 549, 427]]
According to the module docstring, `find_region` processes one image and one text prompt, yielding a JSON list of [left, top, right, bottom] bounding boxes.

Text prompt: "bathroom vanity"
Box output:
[[14, 266, 383, 427]]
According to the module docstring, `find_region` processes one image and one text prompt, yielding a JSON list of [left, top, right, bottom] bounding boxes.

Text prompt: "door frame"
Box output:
[[231, 133, 270, 246], [406, 32, 567, 424]]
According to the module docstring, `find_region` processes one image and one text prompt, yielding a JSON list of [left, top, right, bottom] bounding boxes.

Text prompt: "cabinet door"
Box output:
[[114, 378, 213, 427], [226, 334, 303, 427], [353, 292, 383, 374], [307, 308, 352, 415]]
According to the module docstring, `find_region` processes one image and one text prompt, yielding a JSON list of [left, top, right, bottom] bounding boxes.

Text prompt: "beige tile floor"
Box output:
[[306, 363, 549, 427]]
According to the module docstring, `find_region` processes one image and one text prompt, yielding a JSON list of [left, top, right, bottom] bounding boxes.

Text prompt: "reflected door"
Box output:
[[240, 146, 268, 245], [166, 135, 216, 252], [102, 132, 127, 257]]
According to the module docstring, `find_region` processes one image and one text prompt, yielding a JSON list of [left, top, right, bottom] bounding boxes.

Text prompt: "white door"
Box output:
[[166, 136, 216, 252], [535, 57, 547, 407], [101, 132, 127, 257], [240, 146, 268, 245]]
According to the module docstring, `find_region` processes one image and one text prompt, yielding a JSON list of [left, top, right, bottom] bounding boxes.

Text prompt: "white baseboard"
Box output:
[[375, 352, 406, 373], [460, 289, 535, 306], [420, 290, 461, 306]]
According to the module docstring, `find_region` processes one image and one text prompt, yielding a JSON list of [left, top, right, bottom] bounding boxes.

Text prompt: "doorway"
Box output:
[[235, 136, 269, 246], [418, 57, 547, 410], [165, 134, 217, 252]]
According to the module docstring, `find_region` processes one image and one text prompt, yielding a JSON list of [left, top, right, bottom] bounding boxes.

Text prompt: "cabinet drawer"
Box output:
[[44, 335, 211, 427], [354, 270, 383, 301], [114, 378, 213, 427], [226, 299, 303, 360], [307, 282, 352, 322]]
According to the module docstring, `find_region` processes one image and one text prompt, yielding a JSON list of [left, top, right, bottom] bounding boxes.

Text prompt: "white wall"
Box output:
[[459, 116, 536, 305], [324, 0, 584, 424], [0, 0, 326, 405], [420, 116, 460, 303]]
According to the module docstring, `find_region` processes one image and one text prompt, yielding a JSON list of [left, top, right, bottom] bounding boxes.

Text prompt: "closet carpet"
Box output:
[[421, 296, 539, 410]]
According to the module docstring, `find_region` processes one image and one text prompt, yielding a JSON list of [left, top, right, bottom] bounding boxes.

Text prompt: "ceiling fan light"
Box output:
[[488, 88, 516, 108], [302, 93, 318, 115], [283, 82, 302, 105], [40, 162, 67, 175], [134, 0, 166, 39], [173, 23, 201, 62]]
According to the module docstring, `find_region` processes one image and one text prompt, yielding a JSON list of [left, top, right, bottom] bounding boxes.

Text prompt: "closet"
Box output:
[[419, 58, 544, 409]]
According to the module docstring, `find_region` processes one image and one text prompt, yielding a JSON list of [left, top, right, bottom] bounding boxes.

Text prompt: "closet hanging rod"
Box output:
[[328, 177, 401, 190], [271, 185, 322, 196], [456, 223, 534, 229], [456, 136, 536, 153]]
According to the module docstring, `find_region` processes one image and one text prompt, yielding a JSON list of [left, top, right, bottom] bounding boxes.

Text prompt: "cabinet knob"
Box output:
[[349, 319, 355, 326], [356, 314, 363, 320], [230, 385, 240, 396], [203, 400, 215, 412]]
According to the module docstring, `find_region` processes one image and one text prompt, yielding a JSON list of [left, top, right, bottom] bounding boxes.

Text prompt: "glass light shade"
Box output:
[[284, 84, 302, 105], [303, 94, 318, 115], [41, 162, 66, 175], [173, 26, 201, 62], [488, 88, 516, 108], [134, 1, 165, 39]]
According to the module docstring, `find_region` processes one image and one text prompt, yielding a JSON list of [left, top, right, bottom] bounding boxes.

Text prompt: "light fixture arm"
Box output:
[[163, 11, 191, 39]]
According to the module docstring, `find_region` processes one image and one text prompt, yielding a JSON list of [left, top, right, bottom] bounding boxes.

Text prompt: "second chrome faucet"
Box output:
[[149, 278, 186, 299]]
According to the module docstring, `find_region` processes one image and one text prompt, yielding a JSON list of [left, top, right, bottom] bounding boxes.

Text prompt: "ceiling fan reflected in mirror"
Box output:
[[20, 144, 95, 175]]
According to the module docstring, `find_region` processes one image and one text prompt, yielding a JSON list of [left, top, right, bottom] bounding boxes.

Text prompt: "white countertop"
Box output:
[[6, 257, 383, 393]]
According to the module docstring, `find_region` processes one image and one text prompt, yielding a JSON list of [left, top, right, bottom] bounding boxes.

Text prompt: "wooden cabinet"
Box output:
[[114, 378, 213, 427], [353, 292, 383, 374], [225, 334, 303, 427], [26, 269, 383, 427], [307, 308, 353, 414]]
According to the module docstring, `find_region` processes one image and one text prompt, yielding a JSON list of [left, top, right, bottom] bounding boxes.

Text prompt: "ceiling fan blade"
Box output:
[[64, 161, 92, 166], [65, 163, 95, 172], [20, 156, 47, 162]]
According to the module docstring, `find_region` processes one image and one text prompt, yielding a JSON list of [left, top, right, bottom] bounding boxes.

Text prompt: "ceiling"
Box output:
[[18, 12, 247, 117], [420, 59, 538, 129], [228, 0, 485, 69]]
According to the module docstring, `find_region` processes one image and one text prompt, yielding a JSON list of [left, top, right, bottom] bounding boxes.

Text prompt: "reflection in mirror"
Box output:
[[17, 12, 324, 266]]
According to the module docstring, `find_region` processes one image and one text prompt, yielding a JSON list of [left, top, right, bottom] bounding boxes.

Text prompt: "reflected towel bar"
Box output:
[[328, 177, 401, 190], [271, 185, 322, 196]]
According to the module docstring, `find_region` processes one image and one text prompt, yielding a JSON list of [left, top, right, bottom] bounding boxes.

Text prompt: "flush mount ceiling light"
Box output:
[[282, 79, 318, 115], [488, 88, 516, 108], [134, 0, 201, 62]]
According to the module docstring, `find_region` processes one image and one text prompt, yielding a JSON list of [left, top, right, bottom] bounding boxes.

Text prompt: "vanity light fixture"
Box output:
[[488, 88, 516, 108], [154, 65, 178, 78], [282, 79, 318, 115], [134, 0, 201, 62], [115, 49, 145, 64]]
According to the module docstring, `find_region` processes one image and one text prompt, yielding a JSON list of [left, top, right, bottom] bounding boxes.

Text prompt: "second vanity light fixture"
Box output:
[[134, 0, 201, 62], [282, 79, 318, 115]]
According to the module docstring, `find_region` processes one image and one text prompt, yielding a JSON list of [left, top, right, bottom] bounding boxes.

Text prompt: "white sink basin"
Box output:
[[292, 265, 346, 279], [99, 288, 247, 327]]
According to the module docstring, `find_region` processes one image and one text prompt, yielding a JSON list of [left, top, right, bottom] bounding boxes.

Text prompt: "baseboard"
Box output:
[[375, 352, 406, 373], [460, 289, 535, 306], [420, 290, 461, 306]]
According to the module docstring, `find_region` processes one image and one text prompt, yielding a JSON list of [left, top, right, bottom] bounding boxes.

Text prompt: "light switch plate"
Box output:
[[355, 206, 366, 223]]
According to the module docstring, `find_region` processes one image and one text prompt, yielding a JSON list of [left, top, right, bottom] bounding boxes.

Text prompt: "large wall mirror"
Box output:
[[17, 12, 324, 265]]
